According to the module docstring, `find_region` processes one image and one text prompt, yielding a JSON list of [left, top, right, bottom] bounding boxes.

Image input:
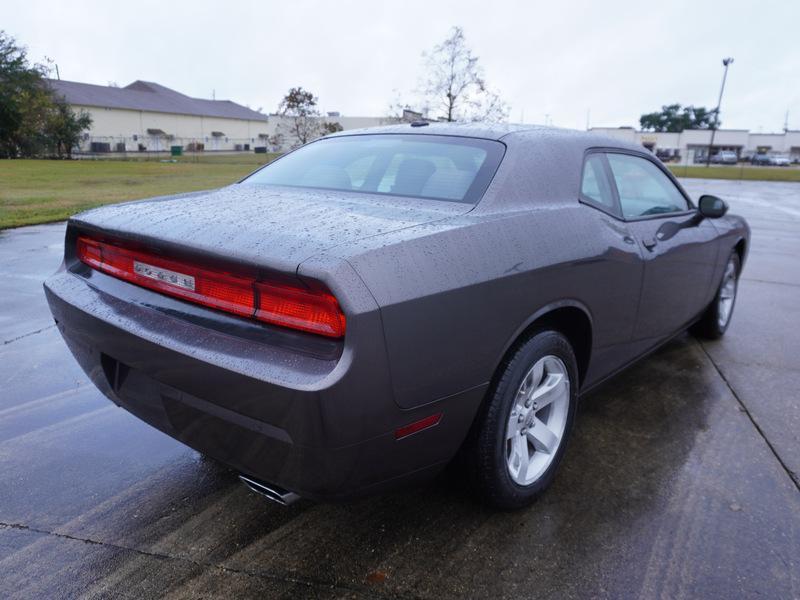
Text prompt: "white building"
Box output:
[[590, 126, 800, 163], [48, 79, 390, 154]]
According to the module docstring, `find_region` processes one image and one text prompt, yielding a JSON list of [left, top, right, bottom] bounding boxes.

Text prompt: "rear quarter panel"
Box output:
[[333, 205, 644, 408]]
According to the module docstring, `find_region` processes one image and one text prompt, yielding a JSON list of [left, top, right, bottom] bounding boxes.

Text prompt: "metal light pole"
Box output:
[[706, 57, 734, 167]]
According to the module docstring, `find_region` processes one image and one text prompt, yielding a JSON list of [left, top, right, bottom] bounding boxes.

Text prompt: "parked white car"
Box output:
[[710, 151, 738, 165]]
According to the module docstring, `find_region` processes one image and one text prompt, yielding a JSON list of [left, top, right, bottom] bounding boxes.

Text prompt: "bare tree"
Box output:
[[267, 131, 284, 152], [420, 27, 509, 122], [384, 89, 421, 123]]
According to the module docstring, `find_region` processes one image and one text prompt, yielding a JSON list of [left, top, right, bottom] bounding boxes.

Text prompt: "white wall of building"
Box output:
[[73, 105, 394, 153], [75, 105, 271, 152], [748, 132, 800, 153], [590, 127, 800, 161]]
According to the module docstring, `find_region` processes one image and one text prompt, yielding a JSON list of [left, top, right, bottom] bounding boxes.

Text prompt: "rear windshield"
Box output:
[[242, 134, 505, 204]]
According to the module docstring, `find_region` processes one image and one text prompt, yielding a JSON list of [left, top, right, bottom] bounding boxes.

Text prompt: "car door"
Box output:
[[604, 151, 718, 343]]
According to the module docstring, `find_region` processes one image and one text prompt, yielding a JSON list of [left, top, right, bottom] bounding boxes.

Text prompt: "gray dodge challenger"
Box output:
[[44, 123, 750, 509]]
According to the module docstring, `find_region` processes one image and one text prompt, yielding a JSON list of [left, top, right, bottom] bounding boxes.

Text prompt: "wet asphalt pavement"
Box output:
[[1, 179, 798, 599]]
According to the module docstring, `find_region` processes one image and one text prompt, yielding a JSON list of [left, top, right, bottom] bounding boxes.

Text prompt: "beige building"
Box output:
[[48, 79, 272, 153], [590, 126, 800, 163], [48, 79, 390, 154]]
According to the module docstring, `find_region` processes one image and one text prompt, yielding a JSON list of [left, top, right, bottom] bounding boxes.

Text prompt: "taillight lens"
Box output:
[[76, 236, 345, 338], [255, 281, 346, 338]]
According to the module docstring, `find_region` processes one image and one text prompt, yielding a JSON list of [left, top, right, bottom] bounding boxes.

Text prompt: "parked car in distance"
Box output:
[[44, 124, 750, 509], [770, 155, 792, 167], [751, 153, 772, 166], [655, 149, 681, 163], [710, 150, 738, 164]]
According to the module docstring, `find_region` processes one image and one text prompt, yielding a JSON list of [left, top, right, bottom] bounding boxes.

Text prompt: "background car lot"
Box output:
[[0, 179, 798, 598]]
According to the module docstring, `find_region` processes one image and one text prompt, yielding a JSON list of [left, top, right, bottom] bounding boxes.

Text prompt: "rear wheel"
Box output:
[[693, 252, 740, 339], [466, 330, 578, 509]]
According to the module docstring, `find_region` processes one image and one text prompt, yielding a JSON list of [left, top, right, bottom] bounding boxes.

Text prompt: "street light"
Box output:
[[706, 57, 734, 167]]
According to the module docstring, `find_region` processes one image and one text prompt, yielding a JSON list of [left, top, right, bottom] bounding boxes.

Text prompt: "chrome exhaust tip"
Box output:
[[239, 475, 300, 506]]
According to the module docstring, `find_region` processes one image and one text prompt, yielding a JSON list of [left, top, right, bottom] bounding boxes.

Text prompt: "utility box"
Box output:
[[170, 146, 183, 156]]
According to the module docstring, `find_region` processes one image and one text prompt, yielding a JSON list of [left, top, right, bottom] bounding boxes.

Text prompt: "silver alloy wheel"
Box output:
[[718, 257, 738, 328], [505, 355, 570, 486]]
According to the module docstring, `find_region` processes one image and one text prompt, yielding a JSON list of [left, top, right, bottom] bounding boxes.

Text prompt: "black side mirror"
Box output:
[[698, 195, 728, 219]]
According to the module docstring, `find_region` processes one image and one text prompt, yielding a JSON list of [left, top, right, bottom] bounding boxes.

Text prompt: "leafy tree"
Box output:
[[44, 97, 92, 158], [276, 87, 341, 148], [322, 121, 343, 135], [639, 104, 715, 133], [420, 27, 508, 122], [0, 31, 91, 158], [278, 87, 321, 146], [0, 31, 46, 157]]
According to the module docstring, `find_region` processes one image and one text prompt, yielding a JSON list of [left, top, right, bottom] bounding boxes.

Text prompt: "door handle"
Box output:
[[642, 237, 657, 251]]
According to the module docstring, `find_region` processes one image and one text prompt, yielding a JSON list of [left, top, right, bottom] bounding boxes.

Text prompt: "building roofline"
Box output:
[[67, 101, 269, 122], [45, 78, 268, 122]]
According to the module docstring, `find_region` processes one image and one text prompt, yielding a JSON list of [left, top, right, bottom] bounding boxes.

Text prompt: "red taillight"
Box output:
[[76, 236, 345, 338], [255, 281, 346, 338]]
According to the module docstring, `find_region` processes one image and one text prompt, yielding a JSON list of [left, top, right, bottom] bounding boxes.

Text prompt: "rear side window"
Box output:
[[243, 134, 505, 204], [606, 153, 689, 218], [580, 154, 615, 210]]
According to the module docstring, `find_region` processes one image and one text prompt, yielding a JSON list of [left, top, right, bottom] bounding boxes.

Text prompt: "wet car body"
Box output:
[[44, 123, 750, 502]]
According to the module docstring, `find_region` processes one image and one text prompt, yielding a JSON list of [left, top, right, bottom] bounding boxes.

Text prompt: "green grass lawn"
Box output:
[[0, 153, 279, 229], [668, 164, 800, 182]]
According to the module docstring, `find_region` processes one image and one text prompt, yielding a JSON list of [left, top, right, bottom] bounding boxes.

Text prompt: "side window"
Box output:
[[580, 154, 615, 211], [606, 153, 689, 218]]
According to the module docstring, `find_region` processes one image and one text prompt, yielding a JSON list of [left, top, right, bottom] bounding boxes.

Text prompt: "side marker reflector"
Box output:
[[395, 413, 442, 440]]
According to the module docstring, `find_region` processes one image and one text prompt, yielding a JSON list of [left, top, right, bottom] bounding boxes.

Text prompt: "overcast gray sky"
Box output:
[[6, 0, 799, 131]]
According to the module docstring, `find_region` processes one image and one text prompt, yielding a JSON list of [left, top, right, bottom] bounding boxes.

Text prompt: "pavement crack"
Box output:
[[2, 324, 56, 346], [698, 341, 800, 493], [0, 521, 398, 598], [740, 277, 800, 289]]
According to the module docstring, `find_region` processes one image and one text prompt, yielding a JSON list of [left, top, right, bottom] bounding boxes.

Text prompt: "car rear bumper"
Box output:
[[43, 267, 486, 501]]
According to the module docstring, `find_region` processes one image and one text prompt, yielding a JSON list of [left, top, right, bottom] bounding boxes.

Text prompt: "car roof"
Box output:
[[326, 121, 531, 140], [325, 121, 651, 213], [326, 121, 643, 152]]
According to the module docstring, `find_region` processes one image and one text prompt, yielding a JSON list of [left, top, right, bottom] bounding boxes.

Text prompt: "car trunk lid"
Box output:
[[69, 184, 467, 275]]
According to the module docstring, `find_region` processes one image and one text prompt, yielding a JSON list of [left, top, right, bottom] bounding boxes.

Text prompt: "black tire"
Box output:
[[692, 251, 740, 340], [465, 329, 579, 510]]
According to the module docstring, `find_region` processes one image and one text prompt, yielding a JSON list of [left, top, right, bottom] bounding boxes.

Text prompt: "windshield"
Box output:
[[242, 134, 505, 204]]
